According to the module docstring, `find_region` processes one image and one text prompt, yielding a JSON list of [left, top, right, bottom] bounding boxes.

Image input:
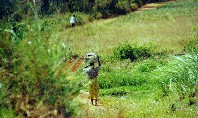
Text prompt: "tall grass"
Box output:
[[0, 3, 83, 117], [156, 51, 198, 98]]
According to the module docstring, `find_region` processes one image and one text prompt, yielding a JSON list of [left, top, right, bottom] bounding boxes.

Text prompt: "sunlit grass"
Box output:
[[58, 1, 197, 56], [66, 1, 198, 117], [83, 93, 197, 118]]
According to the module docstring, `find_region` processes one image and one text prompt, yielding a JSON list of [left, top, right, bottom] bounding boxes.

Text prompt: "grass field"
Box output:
[[58, 0, 198, 56], [65, 1, 198, 117]]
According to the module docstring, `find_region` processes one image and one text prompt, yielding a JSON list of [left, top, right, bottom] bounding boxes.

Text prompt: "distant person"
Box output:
[[83, 53, 101, 106], [70, 15, 77, 27]]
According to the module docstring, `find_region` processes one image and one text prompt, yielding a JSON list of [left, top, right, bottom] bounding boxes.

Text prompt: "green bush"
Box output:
[[113, 43, 154, 61], [135, 58, 165, 72]]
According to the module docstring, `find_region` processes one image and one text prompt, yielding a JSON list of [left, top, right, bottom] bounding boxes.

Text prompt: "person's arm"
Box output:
[[95, 62, 101, 72], [98, 56, 101, 67], [83, 65, 90, 73], [74, 17, 77, 23]]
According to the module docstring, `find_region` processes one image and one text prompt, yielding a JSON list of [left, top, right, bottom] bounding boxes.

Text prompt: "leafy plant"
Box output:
[[135, 58, 164, 72], [157, 52, 198, 99], [113, 43, 154, 61]]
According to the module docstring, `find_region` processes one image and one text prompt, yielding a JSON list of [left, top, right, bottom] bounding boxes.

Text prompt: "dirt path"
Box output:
[[73, 90, 107, 117], [65, 58, 83, 72], [136, 2, 169, 12], [135, 1, 175, 12]]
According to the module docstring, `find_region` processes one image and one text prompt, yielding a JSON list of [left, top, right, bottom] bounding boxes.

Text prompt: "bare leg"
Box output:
[[95, 99, 98, 106], [91, 99, 94, 105]]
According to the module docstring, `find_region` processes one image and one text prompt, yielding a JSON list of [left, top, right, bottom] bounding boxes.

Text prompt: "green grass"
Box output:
[[71, 1, 198, 117], [58, 0, 198, 56], [84, 94, 197, 118], [0, 108, 16, 118]]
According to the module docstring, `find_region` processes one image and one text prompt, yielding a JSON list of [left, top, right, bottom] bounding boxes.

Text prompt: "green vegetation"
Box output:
[[62, 0, 198, 55], [0, 0, 170, 20], [0, 4, 82, 117], [113, 43, 154, 61], [0, 0, 198, 117]]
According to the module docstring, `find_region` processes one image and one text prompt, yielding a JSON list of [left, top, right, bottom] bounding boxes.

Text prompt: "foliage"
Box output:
[[0, 7, 81, 118], [116, 1, 139, 11], [113, 43, 154, 61], [41, 12, 92, 32], [98, 69, 147, 89], [98, 57, 166, 96], [0, 107, 16, 118], [0, 0, 172, 20], [135, 58, 165, 72], [185, 35, 198, 53], [173, 53, 198, 99], [0, 0, 16, 19], [156, 51, 198, 100]]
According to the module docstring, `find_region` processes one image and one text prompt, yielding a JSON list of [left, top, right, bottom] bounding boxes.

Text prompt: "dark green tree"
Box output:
[[0, 0, 15, 19]]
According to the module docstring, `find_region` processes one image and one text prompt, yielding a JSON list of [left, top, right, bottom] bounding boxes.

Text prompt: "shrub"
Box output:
[[113, 43, 154, 61], [135, 58, 164, 72]]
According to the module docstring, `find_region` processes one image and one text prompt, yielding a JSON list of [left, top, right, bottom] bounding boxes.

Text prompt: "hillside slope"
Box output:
[[60, 0, 197, 56], [69, 1, 198, 117]]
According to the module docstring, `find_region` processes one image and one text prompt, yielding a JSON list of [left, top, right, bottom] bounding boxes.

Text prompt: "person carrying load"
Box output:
[[83, 52, 101, 106]]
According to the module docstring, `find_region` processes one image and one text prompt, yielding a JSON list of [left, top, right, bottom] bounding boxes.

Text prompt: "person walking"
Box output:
[[70, 15, 77, 27], [83, 53, 101, 106]]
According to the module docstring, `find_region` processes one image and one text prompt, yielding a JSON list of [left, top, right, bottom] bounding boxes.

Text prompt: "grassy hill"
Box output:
[[60, 1, 197, 56], [63, 1, 197, 117]]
